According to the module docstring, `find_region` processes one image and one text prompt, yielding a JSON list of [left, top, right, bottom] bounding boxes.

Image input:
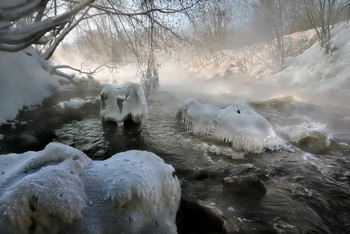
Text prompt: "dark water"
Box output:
[[1, 86, 350, 233]]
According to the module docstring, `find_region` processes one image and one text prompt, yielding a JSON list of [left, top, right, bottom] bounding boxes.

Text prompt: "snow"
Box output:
[[0, 142, 91, 233], [0, 143, 180, 234], [214, 104, 284, 152], [57, 96, 99, 109], [260, 23, 350, 104], [100, 83, 148, 123], [0, 47, 61, 125], [184, 23, 350, 107], [73, 150, 180, 234], [178, 98, 285, 153]]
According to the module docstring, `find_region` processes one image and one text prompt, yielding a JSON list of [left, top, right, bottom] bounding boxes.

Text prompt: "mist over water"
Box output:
[[44, 43, 350, 233]]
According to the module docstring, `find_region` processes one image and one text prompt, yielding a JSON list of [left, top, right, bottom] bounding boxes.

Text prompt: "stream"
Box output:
[[1, 83, 350, 233]]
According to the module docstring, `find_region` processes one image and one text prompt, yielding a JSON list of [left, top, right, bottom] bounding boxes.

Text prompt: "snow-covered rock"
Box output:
[[100, 83, 148, 124], [178, 98, 285, 153], [0, 143, 180, 234], [179, 98, 220, 135], [214, 104, 284, 152], [0, 142, 90, 234]]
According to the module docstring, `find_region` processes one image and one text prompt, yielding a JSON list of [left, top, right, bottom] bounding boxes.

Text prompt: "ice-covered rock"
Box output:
[[178, 98, 220, 135], [214, 104, 284, 152], [178, 98, 285, 153], [100, 83, 148, 124], [0, 143, 180, 234]]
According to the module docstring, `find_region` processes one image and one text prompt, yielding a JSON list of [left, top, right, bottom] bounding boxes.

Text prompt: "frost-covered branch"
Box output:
[[0, 0, 43, 22], [0, 0, 95, 52], [42, 7, 90, 60], [53, 63, 115, 75], [90, 1, 200, 16]]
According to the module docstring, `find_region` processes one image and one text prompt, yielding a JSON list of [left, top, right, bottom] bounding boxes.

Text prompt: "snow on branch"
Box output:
[[53, 63, 115, 76], [0, 0, 95, 53], [0, 0, 43, 22], [89, 0, 201, 16]]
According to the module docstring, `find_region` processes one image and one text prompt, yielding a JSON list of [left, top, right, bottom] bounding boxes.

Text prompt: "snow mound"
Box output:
[[179, 98, 285, 153], [100, 83, 148, 124], [0, 143, 180, 234], [76, 150, 180, 233], [0, 142, 91, 233], [0, 47, 61, 125]]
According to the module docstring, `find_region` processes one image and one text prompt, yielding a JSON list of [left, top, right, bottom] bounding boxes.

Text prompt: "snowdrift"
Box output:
[[178, 98, 285, 153], [0, 47, 61, 125], [0, 143, 180, 234], [100, 83, 148, 124]]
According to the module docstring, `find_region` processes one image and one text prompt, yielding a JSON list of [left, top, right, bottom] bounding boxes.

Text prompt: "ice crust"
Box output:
[[180, 98, 220, 135], [0, 143, 180, 234], [100, 83, 148, 123], [179, 98, 285, 153]]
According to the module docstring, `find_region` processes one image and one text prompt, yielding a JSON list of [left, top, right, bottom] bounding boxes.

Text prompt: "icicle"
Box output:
[[179, 98, 285, 153]]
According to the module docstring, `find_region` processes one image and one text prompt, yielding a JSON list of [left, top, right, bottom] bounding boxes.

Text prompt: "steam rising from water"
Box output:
[[54, 44, 350, 138]]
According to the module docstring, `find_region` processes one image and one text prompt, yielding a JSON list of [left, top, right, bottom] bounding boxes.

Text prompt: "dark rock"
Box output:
[[222, 175, 267, 200], [177, 198, 227, 234], [4, 134, 40, 153]]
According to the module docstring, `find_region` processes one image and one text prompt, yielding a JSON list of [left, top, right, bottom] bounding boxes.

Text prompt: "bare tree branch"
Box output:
[[0, 0, 43, 22], [42, 7, 91, 60], [0, 0, 95, 52]]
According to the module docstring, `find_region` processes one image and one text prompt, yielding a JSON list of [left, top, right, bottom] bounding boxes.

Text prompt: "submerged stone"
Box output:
[[222, 175, 267, 200], [177, 198, 227, 234]]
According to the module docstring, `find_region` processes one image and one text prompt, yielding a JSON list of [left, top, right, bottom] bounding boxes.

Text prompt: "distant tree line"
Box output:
[[1, 0, 350, 77]]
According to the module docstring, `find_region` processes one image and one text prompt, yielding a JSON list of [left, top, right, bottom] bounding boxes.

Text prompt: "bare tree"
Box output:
[[304, 0, 350, 54], [256, 0, 285, 69], [0, 0, 200, 61]]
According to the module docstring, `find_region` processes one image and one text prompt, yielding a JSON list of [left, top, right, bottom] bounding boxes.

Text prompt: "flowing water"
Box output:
[[1, 82, 350, 233]]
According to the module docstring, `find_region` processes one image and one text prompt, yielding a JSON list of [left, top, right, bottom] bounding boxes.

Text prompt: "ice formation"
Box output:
[[100, 83, 148, 124], [0, 143, 180, 234], [178, 98, 284, 153], [178, 98, 221, 135]]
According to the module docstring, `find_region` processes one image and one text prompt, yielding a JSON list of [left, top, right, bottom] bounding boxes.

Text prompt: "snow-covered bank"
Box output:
[[266, 23, 350, 98], [184, 22, 350, 107], [0, 47, 62, 125], [0, 143, 180, 233]]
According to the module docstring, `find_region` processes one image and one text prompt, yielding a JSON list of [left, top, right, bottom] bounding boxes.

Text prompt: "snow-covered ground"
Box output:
[[0, 47, 62, 124], [184, 22, 350, 107]]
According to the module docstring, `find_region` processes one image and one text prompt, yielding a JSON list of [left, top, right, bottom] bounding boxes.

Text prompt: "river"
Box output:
[[0, 81, 350, 233]]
